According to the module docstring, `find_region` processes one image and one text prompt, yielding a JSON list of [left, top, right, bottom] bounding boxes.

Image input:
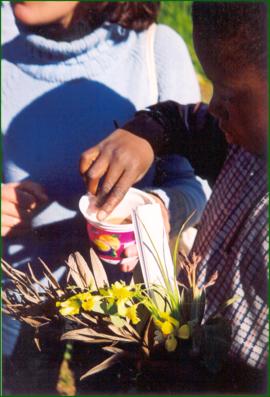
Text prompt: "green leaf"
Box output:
[[110, 315, 126, 328], [191, 288, 205, 324], [173, 211, 196, 269], [100, 301, 117, 315], [93, 300, 105, 314]]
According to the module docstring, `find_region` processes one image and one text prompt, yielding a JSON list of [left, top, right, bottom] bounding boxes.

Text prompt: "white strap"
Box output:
[[146, 23, 158, 104]]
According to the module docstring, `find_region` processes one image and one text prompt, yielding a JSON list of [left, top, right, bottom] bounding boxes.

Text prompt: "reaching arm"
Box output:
[[80, 101, 228, 219], [125, 101, 228, 187]]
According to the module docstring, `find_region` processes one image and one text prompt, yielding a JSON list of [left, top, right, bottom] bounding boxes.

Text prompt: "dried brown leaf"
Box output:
[[81, 312, 98, 324], [61, 334, 113, 344], [21, 316, 44, 327], [123, 320, 141, 341], [27, 264, 47, 292], [67, 315, 88, 326], [34, 337, 41, 351], [66, 252, 94, 290], [1, 259, 26, 280], [89, 248, 108, 289], [39, 258, 61, 289], [107, 324, 134, 339], [141, 317, 154, 357], [61, 327, 135, 343], [80, 352, 125, 379], [102, 345, 124, 354], [14, 284, 40, 304]]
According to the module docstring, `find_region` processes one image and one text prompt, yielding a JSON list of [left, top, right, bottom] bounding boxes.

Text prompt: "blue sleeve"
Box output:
[[145, 155, 208, 236]]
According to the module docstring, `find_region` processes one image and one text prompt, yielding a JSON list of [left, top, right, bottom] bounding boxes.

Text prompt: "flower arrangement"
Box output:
[[2, 207, 239, 389], [2, 236, 238, 381]]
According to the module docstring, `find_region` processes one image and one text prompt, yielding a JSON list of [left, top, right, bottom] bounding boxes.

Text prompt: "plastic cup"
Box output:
[[79, 187, 155, 265]]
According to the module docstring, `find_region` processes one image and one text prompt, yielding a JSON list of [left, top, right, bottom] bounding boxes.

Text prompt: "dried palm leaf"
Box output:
[[141, 316, 154, 357], [39, 258, 61, 290], [80, 352, 126, 379], [102, 345, 125, 354], [66, 252, 95, 290], [89, 248, 108, 288], [80, 312, 98, 324], [61, 327, 136, 344], [107, 324, 135, 340]]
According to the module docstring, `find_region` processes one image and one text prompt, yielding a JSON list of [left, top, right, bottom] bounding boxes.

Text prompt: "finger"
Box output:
[[88, 178, 100, 196], [1, 201, 30, 220], [1, 214, 30, 230], [123, 245, 138, 257], [118, 257, 138, 272], [96, 173, 135, 220], [85, 153, 111, 195], [99, 163, 126, 196], [19, 181, 48, 202], [2, 185, 39, 210], [86, 153, 110, 180], [95, 163, 125, 206], [79, 147, 100, 175]]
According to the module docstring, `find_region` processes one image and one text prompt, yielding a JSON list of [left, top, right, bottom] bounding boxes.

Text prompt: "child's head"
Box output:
[[13, 1, 160, 32], [192, 2, 267, 157]]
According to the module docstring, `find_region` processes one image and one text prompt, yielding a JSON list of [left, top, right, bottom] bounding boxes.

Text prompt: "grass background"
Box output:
[[159, 1, 212, 102]]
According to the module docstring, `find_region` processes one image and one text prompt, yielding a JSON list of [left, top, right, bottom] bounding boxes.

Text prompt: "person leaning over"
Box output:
[[80, 2, 268, 387]]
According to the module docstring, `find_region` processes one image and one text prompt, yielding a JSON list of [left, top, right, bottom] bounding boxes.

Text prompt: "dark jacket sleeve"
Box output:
[[124, 101, 228, 187]]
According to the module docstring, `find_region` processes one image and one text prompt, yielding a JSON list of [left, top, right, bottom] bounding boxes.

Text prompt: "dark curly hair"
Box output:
[[78, 1, 160, 32], [192, 1, 267, 72]]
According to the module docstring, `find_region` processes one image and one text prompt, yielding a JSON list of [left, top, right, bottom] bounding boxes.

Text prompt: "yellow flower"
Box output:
[[178, 324, 190, 340], [161, 321, 174, 335], [56, 291, 96, 316], [125, 305, 140, 325], [81, 295, 95, 312], [159, 312, 179, 327], [75, 292, 92, 301], [56, 298, 81, 316], [154, 312, 179, 336], [111, 281, 132, 302], [117, 300, 127, 317], [165, 334, 178, 352]]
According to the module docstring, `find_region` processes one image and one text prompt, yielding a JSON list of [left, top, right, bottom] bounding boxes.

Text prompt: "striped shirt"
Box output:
[[130, 101, 268, 369], [194, 145, 268, 369]]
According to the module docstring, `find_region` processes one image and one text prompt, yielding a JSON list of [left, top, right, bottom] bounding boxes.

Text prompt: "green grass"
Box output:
[[158, 1, 212, 102]]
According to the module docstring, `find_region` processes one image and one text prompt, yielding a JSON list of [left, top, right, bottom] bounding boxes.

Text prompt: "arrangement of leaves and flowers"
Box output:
[[2, 225, 238, 382]]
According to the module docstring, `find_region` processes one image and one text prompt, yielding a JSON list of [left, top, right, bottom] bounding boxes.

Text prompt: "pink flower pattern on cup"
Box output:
[[79, 188, 155, 265], [87, 224, 135, 264]]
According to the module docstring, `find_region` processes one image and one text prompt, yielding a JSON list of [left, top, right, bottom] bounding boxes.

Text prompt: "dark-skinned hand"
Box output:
[[79, 128, 155, 220]]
